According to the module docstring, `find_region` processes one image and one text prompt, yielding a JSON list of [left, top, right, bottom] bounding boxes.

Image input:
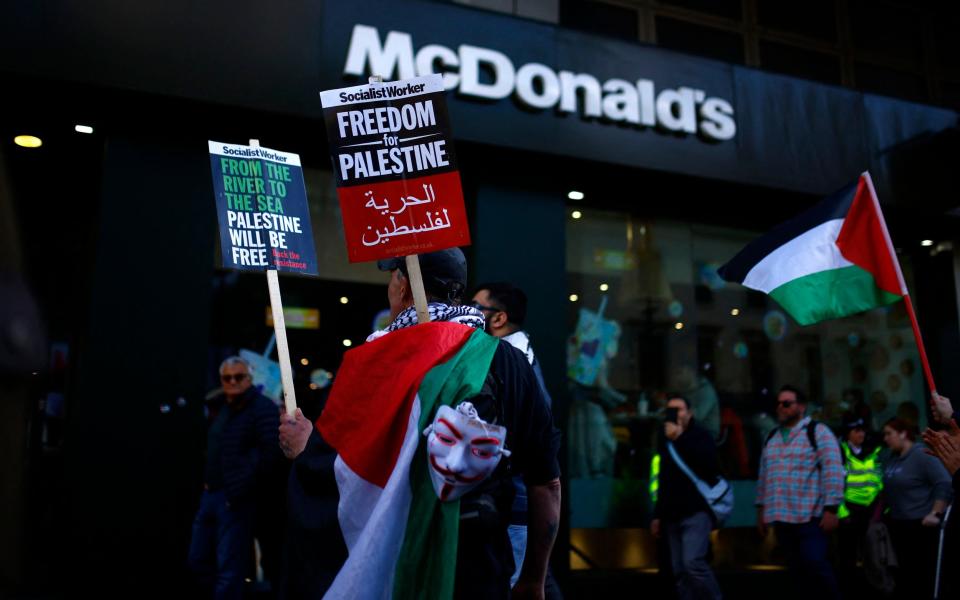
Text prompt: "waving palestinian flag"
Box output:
[[718, 172, 906, 325], [317, 322, 499, 600]]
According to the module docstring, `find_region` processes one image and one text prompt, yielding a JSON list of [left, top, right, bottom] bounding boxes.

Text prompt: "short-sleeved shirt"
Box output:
[[496, 340, 560, 483], [756, 417, 845, 524], [455, 340, 560, 598], [466, 340, 561, 497]]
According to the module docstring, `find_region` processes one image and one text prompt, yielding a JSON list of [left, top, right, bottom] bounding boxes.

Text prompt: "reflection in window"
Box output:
[[565, 208, 924, 559]]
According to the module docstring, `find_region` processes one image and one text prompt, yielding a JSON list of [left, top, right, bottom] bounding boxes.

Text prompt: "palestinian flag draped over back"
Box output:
[[718, 172, 906, 325], [317, 321, 499, 600]]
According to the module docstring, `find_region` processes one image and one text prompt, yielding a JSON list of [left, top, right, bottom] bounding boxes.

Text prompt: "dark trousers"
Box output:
[[774, 520, 841, 600], [188, 489, 255, 600], [454, 514, 513, 599], [838, 503, 873, 596], [887, 518, 939, 600], [664, 511, 722, 600]]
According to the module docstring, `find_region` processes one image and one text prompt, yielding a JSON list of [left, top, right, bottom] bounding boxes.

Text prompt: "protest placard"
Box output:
[[208, 140, 317, 415], [208, 141, 318, 276], [320, 73, 469, 264]]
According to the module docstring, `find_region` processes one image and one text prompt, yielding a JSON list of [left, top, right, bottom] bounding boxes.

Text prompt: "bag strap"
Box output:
[[666, 441, 704, 488]]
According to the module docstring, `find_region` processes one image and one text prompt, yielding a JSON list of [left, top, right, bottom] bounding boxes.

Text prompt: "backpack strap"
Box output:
[[807, 420, 819, 452], [764, 420, 822, 463], [764, 427, 778, 447]]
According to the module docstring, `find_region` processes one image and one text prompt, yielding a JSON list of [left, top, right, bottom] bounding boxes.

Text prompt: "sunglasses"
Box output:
[[777, 400, 796, 408], [221, 373, 249, 383], [471, 302, 502, 313]]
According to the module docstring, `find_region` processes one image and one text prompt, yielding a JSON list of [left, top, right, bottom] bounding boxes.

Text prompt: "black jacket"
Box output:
[[654, 418, 720, 523], [206, 388, 282, 505], [281, 429, 347, 600]]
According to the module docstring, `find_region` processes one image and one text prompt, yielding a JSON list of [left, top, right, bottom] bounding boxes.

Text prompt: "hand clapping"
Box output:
[[922, 418, 960, 476]]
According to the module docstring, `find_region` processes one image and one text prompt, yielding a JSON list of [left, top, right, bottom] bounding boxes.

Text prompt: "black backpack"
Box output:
[[764, 420, 835, 469]]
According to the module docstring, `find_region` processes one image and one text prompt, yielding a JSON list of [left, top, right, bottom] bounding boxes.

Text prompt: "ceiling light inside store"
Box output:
[[568, 191, 584, 200], [75, 124, 94, 134], [921, 239, 934, 247], [569, 294, 579, 302], [731, 308, 740, 316], [300, 358, 309, 366], [342, 339, 353, 347], [599, 283, 609, 292], [340, 296, 349, 304], [674, 322, 684, 330], [571, 210, 582, 219], [14, 135, 42, 148]]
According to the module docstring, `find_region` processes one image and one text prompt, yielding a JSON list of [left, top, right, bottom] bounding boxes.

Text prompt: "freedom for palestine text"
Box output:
[[333, 99, 450, 182]]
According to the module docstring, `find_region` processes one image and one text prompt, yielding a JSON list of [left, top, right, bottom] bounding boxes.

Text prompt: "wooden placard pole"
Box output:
[[368, 75, 431, 325], [405, 254, 431, 324], [251, 138, 298, 416]]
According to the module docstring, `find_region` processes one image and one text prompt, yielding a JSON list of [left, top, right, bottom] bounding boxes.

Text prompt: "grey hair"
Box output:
[[219, 356, 251, 375]]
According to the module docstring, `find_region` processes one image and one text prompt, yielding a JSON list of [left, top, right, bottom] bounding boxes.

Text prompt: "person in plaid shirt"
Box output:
[[756, 385, 844, 599]]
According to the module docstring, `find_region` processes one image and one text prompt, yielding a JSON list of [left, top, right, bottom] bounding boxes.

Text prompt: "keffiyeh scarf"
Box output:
[[367, 302, 485, 342]]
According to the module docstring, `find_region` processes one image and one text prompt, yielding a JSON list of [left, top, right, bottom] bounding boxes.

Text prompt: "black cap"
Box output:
[[377, 248, 467, 302], [841, 413, 866, 432]]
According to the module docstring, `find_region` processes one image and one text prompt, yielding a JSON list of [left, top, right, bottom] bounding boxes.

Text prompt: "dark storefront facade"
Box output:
[[2, 0, 959, 595]]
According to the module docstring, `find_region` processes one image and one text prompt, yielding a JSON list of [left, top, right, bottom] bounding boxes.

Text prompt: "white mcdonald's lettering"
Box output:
[[342, 24, 737, 142]]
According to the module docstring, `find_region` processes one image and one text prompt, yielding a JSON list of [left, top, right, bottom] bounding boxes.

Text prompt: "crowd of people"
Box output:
[[653, 381, 960, 600], [185, 247, 960, 600], [188, 249, 561, 600]]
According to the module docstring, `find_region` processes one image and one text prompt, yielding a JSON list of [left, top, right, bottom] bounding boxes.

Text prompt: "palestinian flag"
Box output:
[[718, 172, 906, 325], [317, 321, 499, 600]]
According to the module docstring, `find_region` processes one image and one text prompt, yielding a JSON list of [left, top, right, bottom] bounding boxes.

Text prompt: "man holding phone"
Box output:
[[651, 394, 723, 600]]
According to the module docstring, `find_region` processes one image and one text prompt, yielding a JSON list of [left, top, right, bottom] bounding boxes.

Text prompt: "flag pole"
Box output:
[[862, 172, 937, 395], [902, 293, 938, 395]]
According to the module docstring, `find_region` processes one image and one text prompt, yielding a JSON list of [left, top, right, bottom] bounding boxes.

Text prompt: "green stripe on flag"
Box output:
[[393, 328, 500, 600], [769, 264, 901, 326]]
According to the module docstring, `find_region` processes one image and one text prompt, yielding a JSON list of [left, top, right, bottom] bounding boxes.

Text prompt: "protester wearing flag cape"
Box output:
[[278, 247, 561, 600]]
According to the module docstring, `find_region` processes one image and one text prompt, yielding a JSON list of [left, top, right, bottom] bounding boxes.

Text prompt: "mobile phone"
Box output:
[[665, 407, 679, 424]]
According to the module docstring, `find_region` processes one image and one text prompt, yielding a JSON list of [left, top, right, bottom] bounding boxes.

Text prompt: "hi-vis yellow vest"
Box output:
[[649, 453, 661, 505], [838, 442, 882, 518]]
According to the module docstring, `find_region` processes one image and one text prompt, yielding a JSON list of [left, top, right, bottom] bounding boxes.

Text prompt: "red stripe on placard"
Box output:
[[337, 171, 471, 263]]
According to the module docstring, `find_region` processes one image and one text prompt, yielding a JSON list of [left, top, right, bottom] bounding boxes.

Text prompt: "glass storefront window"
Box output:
[[565, 207, 924, 568]]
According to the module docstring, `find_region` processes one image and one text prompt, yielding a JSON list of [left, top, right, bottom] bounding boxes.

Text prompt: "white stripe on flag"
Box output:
[[324, 398, 422, 600], [743, 218, 852, 293]]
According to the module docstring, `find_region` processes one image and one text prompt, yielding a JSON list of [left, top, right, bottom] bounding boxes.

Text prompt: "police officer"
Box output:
[[837, 413, 883, 594]]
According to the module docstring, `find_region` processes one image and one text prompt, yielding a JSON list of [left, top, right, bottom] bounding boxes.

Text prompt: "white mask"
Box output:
[[422, 402, 510, 501]]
